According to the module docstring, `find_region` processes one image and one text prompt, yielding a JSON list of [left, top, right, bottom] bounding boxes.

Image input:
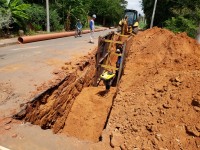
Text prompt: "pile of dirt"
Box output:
[[106, 27, 200, 150]]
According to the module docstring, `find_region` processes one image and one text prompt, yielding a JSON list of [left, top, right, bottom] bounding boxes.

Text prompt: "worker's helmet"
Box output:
[[116, 49, 121, 53], [92, 14, 96, 19], [77, 19, 80, 21]]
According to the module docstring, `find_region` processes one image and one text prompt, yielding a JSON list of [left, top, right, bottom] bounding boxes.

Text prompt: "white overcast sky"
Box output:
[[126, 0, 144, 15]]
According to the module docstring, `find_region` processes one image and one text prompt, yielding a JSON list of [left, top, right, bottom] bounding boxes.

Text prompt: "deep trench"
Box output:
[[13, 33, 132, 142], [13, 52, 117, 142]]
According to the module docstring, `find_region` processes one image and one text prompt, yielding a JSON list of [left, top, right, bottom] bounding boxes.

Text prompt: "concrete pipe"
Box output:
[[18, 28, 108, 44]]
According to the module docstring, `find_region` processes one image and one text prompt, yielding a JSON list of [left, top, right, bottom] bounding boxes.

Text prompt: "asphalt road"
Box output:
[[0, 29, 115, 118]]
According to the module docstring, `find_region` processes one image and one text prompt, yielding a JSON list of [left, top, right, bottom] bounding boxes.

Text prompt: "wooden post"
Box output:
[[93, 36, 102, 86]]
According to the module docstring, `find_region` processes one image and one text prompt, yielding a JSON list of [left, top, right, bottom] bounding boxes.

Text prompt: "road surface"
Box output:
[[0, 29, 116, 150], [0, 29, 114, 118]]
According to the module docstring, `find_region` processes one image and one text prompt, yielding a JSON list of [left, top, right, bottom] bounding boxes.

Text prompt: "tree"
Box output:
[[25, 3, 62, 31], [1, 0, 129, 34], [0, 0, 11, 33], [25, 4, 46, 30], [142, 0, 200, 37], [91, 0, 127, 26], [51, 0, 91, 30], [7, 0, 30, 27], [0, 8, 12, 35]]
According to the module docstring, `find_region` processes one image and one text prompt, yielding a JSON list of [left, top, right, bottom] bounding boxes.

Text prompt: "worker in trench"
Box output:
[[116, 44, 123, 68]]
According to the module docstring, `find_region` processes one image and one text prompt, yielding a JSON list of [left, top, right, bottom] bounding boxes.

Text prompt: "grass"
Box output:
[[139, 20, 147, 30]]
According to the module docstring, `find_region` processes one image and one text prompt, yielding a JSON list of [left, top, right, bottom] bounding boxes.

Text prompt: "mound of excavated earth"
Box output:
[[106, 27, 200, 150], [1, 27, 200, 150]]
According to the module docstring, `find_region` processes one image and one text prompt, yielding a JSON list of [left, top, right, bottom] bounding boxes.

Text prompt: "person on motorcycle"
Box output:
[[75, 19, 82, 37]]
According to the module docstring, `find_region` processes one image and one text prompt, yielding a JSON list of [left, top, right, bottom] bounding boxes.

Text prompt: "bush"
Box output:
[[26, 4, 46, 31], [139, 20, 147, 30], [26, 4, 62, 32], [50, 9, 62, 31], [165, 16, 197, 38], [0, 8, 12, 29]]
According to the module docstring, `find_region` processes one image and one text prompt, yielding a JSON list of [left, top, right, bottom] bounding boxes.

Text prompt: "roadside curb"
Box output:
[[0, 42, 18, 48]]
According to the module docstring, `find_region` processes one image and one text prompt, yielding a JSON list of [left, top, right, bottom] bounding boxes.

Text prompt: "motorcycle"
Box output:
[[75, 27, 82, 38]]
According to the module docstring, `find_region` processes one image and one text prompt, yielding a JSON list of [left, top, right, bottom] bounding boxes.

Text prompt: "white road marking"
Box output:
[[12, 46, 40, 51], [0, 146, 10, 150]]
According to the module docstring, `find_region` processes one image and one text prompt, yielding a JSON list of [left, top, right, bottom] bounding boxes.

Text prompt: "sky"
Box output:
[[126, 0, 144, 15]]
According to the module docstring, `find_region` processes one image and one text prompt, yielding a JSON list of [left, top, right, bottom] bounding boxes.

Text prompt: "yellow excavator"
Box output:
[[119, 9, 139, 35], [94, 10, 138, 90]]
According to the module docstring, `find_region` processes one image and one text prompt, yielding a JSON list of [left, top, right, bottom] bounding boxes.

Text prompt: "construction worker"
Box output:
[[116, 44, 123, 68], [89, 14, 96, 44]]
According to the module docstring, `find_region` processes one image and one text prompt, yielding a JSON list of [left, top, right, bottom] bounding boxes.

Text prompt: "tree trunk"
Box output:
[[103, 17, 106, 26], [197, 24, 200, 44], [65, 12, 71, 31]]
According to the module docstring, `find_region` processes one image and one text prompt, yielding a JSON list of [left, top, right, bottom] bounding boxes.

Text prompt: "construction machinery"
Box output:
[[94, 9, 138, 90], [119, 9, 139, 35]]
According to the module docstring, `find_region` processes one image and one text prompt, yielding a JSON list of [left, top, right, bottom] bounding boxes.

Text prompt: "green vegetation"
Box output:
[[0, 0, 30, 36], [1, 0, 198, 38], [139, 21, 147, 30], [0, 0, 127, 36], [142, 0, 200, 38], [139, 15, 147, 30]]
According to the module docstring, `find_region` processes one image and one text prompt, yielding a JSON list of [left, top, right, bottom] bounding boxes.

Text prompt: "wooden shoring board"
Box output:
[[94, 33, 114, 86], [94, 32, 131, 86]]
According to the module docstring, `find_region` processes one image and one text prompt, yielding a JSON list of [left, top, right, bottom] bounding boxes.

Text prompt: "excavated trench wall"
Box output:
[[15, 54, 96, 134], [14, 34, 134, 141]]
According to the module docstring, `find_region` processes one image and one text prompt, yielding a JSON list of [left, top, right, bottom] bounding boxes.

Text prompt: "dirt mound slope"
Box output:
[[62, 87, 116, 142], [107, 27, 200, 150]]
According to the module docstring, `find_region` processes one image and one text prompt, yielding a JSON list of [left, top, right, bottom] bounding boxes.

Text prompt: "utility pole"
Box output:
[[150, 0, 158, 28], [197, 24, 200, 44], [46, 0, 50, 32]]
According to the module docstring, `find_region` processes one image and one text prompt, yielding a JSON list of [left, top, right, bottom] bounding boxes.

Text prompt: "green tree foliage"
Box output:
[[47, 0, 91, 30], [165, 16, 197, 37], [51, 0, 127, 30], [0, 0, 7, 7], [1, 0, 128, 33], [0, 0, 30, 32], [7, 0, 30, 27], [49, 9, 62, 31], [26, 4, 46, 30], [91, 0, 127, 26], [142, 0, 174, 27], [26, 4, 62, 31], [0, 6, 12, 30], [142, 0, 200, 38]]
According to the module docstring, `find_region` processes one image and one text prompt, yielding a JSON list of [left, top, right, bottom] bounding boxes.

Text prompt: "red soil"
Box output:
[[106, 27, 200, 150]]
